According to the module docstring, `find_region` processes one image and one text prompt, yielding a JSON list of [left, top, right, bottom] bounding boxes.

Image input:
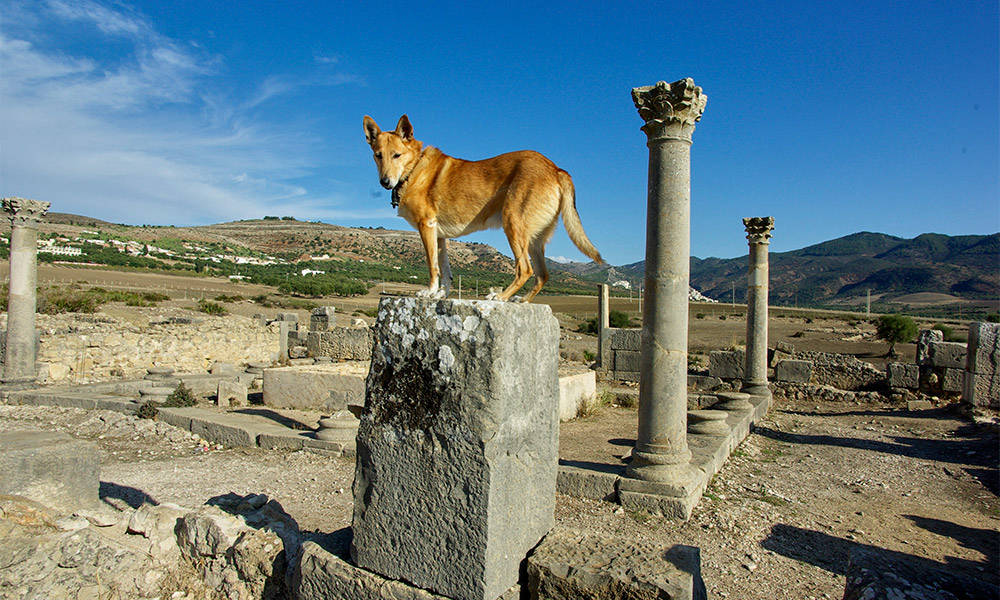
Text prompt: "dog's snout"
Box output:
[[380, 176, 392, 189]]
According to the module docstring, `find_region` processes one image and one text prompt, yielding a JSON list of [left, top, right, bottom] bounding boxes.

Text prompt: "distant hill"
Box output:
[[549, 231, 1000, 306]]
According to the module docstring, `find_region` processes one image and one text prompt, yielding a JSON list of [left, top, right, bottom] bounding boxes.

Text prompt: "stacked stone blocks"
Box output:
[[964, 322, 999, 409]]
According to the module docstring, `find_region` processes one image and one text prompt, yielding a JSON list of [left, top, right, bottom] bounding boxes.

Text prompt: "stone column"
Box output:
[[625, 79, 707, 485], [596, 283, 610, 369], [741, 217, 774, 399], [2, 197, 49, 383]]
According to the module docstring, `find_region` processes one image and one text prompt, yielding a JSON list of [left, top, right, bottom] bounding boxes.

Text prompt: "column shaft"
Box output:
[[626, 79, 707, 484], [597, 284, 610, 369], [741, 217, 774, 397], [3, 199, 49, 383]]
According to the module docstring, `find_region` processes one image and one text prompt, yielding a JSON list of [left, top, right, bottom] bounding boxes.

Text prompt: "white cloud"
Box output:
[[0, 1, 366, 225], [548, 255, 576, 264]]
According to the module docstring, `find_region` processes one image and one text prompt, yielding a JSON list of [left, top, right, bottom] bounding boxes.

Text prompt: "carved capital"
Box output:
[[2, 197, 50, 228], [632, 78, 707, 142], [743, 217, 775, 244]]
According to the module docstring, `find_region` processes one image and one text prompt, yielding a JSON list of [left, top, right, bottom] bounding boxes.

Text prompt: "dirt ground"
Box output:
[[1, 394, 996, 599]]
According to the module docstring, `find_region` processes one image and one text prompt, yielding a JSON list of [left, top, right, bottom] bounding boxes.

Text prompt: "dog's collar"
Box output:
[[390, 147, 427, 209]]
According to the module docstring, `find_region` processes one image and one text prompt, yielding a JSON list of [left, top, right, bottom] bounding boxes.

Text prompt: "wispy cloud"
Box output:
[[0, 0, 369, 225]]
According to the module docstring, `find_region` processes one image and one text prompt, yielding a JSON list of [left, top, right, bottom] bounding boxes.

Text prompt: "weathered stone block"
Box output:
[[927, 341, 967, 369], [916, 329, 943, 366], [775, 359, 813, 383], [942, 368, 963, 393], [886, 362, 918, 389], [306, 327, 374, 361], [966, 322, 999, 374], [709, 350, 744, 380], [526, 528, 706, 600], [217, 380, 248, 407], [289, 345, 309, 359], [964, 371, 999, 409], [0, 430, 99, 512], [277, 312, 299, 325], [610, 328, 640, 351], [352, 297, 560, 600], [558, 368, 596, 422], [310, 306, 336, 331], [262, 364, 366, 411], [613, 349, 641, 373]]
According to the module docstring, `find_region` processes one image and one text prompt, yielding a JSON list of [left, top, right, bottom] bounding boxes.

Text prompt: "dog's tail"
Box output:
[[558, 170, 604, 264]]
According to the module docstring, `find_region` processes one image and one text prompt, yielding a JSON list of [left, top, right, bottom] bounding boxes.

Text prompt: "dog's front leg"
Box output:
[[416, 219, 446, 299], [437, 237, 452, 295]]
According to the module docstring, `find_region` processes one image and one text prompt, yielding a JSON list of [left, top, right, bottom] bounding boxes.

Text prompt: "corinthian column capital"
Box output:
[[743, 217, 775, 244], [2, 197, 50, 228], [632, 78, 707, 143]]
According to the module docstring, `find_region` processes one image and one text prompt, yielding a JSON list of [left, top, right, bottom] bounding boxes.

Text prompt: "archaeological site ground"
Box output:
[[1, 80, 998, 600]]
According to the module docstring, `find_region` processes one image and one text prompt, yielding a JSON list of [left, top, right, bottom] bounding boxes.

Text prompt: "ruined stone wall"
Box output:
[[597, 327, 641, 381], [1, 311, 279, 383], [795, 351, 885, 391]]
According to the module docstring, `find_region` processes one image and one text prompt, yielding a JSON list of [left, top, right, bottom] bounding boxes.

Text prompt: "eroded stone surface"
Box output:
[[0, 430, 99, 513], [526, 527, 706, 600], [352, 297, 560, 600]]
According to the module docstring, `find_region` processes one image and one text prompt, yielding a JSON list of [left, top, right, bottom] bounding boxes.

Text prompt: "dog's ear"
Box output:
[[394, 114, 413, 141], [363, 116, 381, 147]]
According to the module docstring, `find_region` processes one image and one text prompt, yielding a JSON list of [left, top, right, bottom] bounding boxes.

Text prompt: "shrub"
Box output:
[[719, 315, 727, 321], [875, 314, 918, 357], [696, 313, 706, 319], [163, 382, 197, 407], [933, 323, 965, 343], [578, 310, 631, 334], [137, 402, 158, 419], [582, 349, 596, 362], [197, 299, 227, 315], [141, 292, 170, 302], [214, 294, 244, 303], [987, 312, 1000, 323]]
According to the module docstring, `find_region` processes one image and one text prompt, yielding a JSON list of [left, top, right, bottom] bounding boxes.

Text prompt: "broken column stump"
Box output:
[[351, 297, 560, 600]]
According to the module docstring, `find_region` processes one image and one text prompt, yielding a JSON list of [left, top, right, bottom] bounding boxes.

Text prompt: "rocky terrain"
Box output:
[[1, 393, 996, 599]]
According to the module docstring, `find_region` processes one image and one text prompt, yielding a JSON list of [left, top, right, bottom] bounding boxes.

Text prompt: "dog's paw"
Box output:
[[417, 288, 446, 299], [511, 295, 525, 303]]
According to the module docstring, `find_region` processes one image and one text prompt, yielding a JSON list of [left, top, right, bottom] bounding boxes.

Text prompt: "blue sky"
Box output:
[[1, 0, 997, 265]]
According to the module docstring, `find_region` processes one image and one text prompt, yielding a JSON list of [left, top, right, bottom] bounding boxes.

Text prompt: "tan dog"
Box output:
[[363, 114, 603, 302]]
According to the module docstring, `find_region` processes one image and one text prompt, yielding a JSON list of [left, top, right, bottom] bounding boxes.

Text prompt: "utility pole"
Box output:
[[866, 289, 871, 318], [458, 274, 462, 300], [731, 281, 735, 313]]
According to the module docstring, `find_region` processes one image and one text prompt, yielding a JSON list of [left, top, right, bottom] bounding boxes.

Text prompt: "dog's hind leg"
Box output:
[[522, 221, 557, 303], [492, 225, 533, 302], [437, 237, 452, 296]]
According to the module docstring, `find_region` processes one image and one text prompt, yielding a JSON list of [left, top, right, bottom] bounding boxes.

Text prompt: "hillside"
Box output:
[[550, 231, 1000, 309]]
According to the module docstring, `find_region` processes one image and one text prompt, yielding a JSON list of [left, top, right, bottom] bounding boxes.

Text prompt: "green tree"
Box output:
[[875, 314, 918, 358]]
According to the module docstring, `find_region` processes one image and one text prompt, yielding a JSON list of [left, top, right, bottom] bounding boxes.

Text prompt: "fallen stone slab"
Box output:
[[263, 362, 366, 411], [0, 430, 100, 513], [306, 327, 374, 361], [558, 368, 596, 421], [927, 341, 967, 369], [775, 359, 813, 383], [526, 527, 707, 600]]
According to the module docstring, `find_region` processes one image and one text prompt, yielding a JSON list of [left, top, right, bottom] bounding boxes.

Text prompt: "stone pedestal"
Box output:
[[715, 391, 753, 411], [741, 217, 773, 399], [2, 197, 49, 383], [351, 297, 560, 600], [687, 410, 729, 436], [625, 79, 706, 488]]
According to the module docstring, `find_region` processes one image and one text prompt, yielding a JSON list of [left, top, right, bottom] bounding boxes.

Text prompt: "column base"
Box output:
[[619, 463, 704, 520], [740, 382, 772, 400], [624, 448, 695, 488]]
